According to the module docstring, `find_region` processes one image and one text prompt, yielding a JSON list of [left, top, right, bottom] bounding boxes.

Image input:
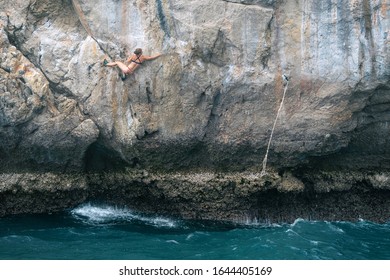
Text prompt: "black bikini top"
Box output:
[[131, 54, 142, 65]]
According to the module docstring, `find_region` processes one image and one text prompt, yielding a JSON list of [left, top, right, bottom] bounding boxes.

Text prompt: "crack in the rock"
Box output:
[[71, 0, 113, 59], [222, 0, 276, 8], [3, 17, 82, 117]]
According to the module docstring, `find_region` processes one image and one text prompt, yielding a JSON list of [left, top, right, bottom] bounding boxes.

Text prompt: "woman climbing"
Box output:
[[103, 48, 162, 80]]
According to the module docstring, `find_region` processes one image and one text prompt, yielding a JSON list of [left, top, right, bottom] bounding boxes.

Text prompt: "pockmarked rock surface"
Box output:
[[0, 0, 389, 221]]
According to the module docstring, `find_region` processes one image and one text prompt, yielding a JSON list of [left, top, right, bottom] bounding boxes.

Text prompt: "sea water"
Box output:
[[0, 203, 389, 260]]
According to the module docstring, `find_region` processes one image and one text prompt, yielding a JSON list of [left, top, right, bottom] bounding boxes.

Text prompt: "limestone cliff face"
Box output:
[[0, 0, 389, 172], [0, 0, 390, 221]]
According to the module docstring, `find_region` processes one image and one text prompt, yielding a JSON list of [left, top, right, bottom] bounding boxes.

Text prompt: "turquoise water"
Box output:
[[0, 203, 389, 260]]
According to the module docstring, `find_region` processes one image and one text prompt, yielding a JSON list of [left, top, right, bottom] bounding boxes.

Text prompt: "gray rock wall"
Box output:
[[0, 0, 389, 172]]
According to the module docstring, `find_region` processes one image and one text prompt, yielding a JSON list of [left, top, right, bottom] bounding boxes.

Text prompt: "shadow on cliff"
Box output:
[[84, 141, 130, 172]]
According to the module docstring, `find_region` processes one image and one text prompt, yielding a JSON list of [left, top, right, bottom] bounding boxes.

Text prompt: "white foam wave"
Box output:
[[71, 204, 136, 223], [166, 240, 180, 245], [233, 216, 283, 228], [148, 217, 178, 228], [290, 218, 306, 227], [70, 203, 179, 228]]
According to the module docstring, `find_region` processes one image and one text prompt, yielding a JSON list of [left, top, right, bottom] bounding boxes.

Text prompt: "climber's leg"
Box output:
[[105, 60, 133, 75]]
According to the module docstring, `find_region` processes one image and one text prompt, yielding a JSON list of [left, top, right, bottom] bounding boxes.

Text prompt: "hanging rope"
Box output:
[[260, 76, 289, 177]]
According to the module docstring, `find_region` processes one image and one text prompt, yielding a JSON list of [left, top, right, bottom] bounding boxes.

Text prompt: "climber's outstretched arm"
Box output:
[[143, 53, 162, 61]]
